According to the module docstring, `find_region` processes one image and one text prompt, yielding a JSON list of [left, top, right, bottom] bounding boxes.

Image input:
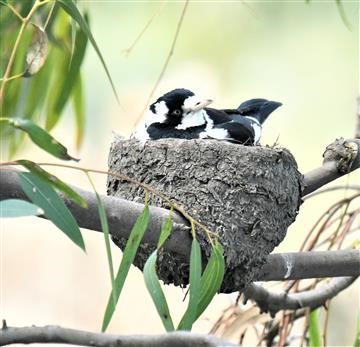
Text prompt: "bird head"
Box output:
[[147, 88, 213, 127]]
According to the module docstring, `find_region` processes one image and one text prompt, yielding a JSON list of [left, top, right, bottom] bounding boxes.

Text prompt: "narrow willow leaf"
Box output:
[[57, 0, 119, 103], [157, 213, 172, 249], [24, 46, 54, 119], [309, 309, 322, 347], [1, 117, 79, 161], [335, 0, 351, 30], [24, 23, 48, 76], [70, 18, 77, 63], [54, 19, 88, 118], [102, 205, 150, 332], [72, 73, 85, 149], [177, 239, 202, 330], [195, 242, 225, 321], [0, 199, 43, 218], [17, 160, 87, 208], [354, 310, 360, 347], [18, 172, 85, 251], [144, 251, 175, 332], [45, 45, 70, 130], [87, 173, 116, 310], [1, 24, 32, 118]]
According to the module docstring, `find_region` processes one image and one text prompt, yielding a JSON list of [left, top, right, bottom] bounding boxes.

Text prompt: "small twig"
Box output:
[[122, 0, 166, 57], [133, 0, 190, 128], [0, 0, 50, 104], [243, 277, 357, 318], [322, 300, 330, 347], [327, 200, 351, 249], [1, 1, 23, 21], [44, 0, 56, 30], [299, 308, 310, 347], [336, 210, 358, 249], [277, 312, 290, 347]]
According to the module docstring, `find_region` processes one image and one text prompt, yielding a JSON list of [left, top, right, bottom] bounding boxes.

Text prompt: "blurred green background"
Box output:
[[1, 1, 359, 346]]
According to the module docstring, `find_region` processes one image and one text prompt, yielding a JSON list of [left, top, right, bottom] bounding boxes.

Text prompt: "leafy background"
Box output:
[[1, 1, 359, 346]]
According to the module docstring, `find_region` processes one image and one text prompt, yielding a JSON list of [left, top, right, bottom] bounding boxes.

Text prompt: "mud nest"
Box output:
[[107, 136, 303, 293]]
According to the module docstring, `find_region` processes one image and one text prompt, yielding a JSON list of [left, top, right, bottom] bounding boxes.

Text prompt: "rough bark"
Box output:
[[107, 137, 303, 292], [244, 276, 357, 317], [302, 138, 360, 196], [0, 324, 237, 347]]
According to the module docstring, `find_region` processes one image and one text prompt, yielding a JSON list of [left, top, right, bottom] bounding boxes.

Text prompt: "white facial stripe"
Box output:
[[153, 101, 169, 122], [175, 109, 206, 130]]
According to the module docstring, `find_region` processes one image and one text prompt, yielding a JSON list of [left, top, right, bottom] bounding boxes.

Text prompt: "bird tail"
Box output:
[[237, 99, 282, 124]]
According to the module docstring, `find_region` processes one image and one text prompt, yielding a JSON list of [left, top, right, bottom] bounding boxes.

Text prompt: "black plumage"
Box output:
[[135, 88, 282, 145]]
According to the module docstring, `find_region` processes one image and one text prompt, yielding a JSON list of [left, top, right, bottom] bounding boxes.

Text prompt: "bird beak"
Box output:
[[188, 99, 213, 112]]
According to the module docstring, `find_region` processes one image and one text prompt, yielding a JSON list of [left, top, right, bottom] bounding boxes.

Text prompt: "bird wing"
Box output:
[[203, 120, 255, 145]]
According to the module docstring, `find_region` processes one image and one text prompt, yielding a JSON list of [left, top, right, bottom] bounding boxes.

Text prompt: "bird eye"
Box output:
[[173, 109, 181, 116]]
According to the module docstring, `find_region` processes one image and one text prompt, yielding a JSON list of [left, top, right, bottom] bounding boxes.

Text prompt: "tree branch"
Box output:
[[255, 250, 360, 281], [0, 167, 192, 260], [243, 276, 357, 318], [1, 168, 359, 287], [302, 138, 360, 196], [0, 323, 237, 347]]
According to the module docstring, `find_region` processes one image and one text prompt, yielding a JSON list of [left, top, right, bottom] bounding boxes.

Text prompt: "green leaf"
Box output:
[[17, 160, 87, 208], [1, 23, 32, 118], [144, 251, 175, 332], [72, 72, 85, 150], [335, 0, 351, 30], [57, 0, 119, 104], [0, 199, 43, 218], [24, 46, 54, 119], [45, 45, 70, 130], [102, 205, 150, 332], [54, 18, 88, 119], [177, 239, 202, 330], [195, 242, 225, 321], [0, 117, 79, 161], [70, 17, 77, 63], [157, 213, 172, 249], [87, 173, 116, 311], [354, 310, 360, 347], [309, 309, 322, 347], [18, 171, 85, 250]]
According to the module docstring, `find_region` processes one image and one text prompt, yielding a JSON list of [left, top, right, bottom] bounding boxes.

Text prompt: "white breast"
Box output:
[[246, 116, 262, 144]]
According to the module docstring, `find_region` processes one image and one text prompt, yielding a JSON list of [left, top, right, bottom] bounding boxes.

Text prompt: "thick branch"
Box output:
[[255, 250, 360, 281], [303, 138, 360, 196], [0, 324, 237, 347], [244, 276, 357, 317], [0, 167, 192, 260], [1, 168, 359, 287]]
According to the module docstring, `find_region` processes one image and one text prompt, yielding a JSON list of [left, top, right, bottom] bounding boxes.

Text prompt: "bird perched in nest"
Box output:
[[134, 88, 282, 145]]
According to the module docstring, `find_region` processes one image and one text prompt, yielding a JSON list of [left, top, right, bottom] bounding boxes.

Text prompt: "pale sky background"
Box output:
[[1, 1, 359, 346]]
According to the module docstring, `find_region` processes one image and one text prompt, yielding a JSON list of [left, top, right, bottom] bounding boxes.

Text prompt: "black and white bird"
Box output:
[[134, 88, 282, 145]]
